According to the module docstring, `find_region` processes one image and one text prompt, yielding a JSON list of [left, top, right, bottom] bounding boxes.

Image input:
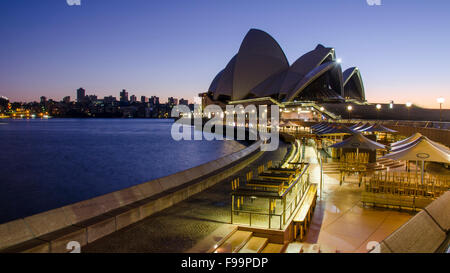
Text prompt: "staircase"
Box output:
[[322, 162, 340, 174], [212, 229, 285, 253], [285, 242, 339, 253]]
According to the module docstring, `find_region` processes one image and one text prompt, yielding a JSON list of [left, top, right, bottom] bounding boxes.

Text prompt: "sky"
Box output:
[[0, 0, 449, 108]]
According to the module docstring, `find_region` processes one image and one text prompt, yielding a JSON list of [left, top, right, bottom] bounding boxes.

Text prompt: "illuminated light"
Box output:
[[336, 58, 342, 64], [437, 97, 445, 104], [347, 105, 353, 111], [376, 104, 381, 110], [320, 107, 324, 111], [406, 102, 412, 107]]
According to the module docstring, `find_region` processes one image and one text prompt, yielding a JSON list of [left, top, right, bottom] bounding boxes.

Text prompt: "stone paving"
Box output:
[[82, 143, 289, 253], [302, 145, 415, 253]]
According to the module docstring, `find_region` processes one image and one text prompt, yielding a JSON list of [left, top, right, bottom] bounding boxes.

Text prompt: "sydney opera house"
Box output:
[[202, 28, 365, 106], [200, 29, 448, 127]]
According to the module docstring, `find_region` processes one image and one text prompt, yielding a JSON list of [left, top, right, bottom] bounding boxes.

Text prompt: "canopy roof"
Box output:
[[353, 123, 372, 131], [314, 124, 354, 135], [383, 136, 450, 163], [349, 122, 364, 130], [390, 132, 422, 147], [330, 133, 386, 150], [361, 124, 397, 133]]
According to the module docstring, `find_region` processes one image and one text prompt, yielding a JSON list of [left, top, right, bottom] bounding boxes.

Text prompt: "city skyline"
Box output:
[[1, 0, 449, 108]]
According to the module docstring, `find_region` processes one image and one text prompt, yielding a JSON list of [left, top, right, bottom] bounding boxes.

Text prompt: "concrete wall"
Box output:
[[379, 191, 449, 253], [0, 141, 262, 252]]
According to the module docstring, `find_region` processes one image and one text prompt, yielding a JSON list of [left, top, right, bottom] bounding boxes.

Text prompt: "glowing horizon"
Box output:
[[0, 0, 449, 109]]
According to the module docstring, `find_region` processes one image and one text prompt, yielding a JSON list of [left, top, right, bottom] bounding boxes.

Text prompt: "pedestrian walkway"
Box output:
[[300, 143, 414, 253]]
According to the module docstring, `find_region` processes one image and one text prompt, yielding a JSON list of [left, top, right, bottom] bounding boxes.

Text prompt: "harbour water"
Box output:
[[0, 119, 245, 223]]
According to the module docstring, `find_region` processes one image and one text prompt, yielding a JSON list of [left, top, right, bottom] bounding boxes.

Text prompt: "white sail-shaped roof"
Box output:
[[232, 29, 289, 100], [286, 61, 343, 101], [279, 44, 335, 96], [343, 67, 365, 101]]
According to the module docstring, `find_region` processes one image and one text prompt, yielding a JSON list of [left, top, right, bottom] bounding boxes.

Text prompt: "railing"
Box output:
[[230, 164, 310, 229]]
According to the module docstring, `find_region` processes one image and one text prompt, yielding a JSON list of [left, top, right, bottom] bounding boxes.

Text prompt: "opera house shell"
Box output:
[[205, 29, 365, 104]]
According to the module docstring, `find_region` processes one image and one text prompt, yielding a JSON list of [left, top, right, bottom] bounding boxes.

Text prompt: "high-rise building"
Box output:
[[168, 97, 178, 107], [63, 96, 71, 103], [179, 98, 188, 106], [77, 88, 86, 102], [141, 96, 148, 103], [40, 96, 47, 104], [88, 95, 98, 102], [150, 96, 159, 105], [103, 96, 117, 104], [120, 89, 129, 102], [130, 95, 137, 103]]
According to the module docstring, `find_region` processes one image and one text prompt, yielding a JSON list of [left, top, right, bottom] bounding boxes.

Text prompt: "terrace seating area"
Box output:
[[230, 140, 312, 229], [362, 171, 449, 209]]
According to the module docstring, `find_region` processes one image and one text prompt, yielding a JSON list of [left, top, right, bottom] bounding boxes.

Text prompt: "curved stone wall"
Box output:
[[0, 141, 262, 251]]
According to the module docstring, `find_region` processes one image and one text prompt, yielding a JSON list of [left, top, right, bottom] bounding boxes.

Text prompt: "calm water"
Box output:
[[0, 119, 245, 223]]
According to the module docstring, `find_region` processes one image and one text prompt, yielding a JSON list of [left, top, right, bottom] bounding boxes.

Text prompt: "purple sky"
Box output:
[[0, 0, 449, 108]]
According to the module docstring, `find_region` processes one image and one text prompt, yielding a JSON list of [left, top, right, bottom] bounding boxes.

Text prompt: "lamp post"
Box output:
[[347, 105, 352, 120], [406, 102, 412, 120], [376, 104, 381, 119], [437, 97, 445, 123]]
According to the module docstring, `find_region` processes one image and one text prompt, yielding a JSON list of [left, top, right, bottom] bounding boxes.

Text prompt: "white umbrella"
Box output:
[[382, 136, 450, 184], [390, 132, 422, 148]]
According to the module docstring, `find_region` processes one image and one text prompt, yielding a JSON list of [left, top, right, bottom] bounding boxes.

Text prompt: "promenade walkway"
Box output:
[[82, 143, 289, 253], [300, 144, 414, 253]]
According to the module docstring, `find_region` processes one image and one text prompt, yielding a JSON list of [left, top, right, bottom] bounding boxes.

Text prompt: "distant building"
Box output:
[[103, 96, 117, 104], [77, 88, 86, 102], [130, 95, 137, 103], [141, 96, 148, 103], [150, 96, 159, 105], [88, 95, 98, 102], [179, 98, 188, 106], [168, 97, 178, 107], [120, 89, 129, 102], [63, 96, 71, 103], [40, 96, 47, 104]]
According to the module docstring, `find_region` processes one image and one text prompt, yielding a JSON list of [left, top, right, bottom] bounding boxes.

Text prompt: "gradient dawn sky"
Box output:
[[0, 0, 449, 108]]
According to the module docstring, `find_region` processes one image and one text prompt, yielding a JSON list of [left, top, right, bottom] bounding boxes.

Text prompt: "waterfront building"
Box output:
[[141, 96, 148, 103], [103, 96, 117, 105], [150, 96, 160, 105], [130, 95, 137, 103], [200, 29, 448, 124], [77, 88, 86, 102], [168, 97, 178, 107], [62, 96, 71, 104], [179, 98, 188, 106], [120, 89, 129, 102]]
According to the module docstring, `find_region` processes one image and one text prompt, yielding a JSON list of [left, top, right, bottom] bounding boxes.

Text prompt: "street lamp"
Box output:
[[406, 102, 412, 120], [347, 105, 353, 120], [376, 104, 381, 119], [437, 97, 445, 123]]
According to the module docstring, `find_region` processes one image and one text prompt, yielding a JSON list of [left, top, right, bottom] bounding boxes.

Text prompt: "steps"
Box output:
[[285, 242, 338, 253], [261, 243, 285, 253], [215, 230, 253, 253], [212, 229, 285, 253], [238, 237, 268, 253]]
